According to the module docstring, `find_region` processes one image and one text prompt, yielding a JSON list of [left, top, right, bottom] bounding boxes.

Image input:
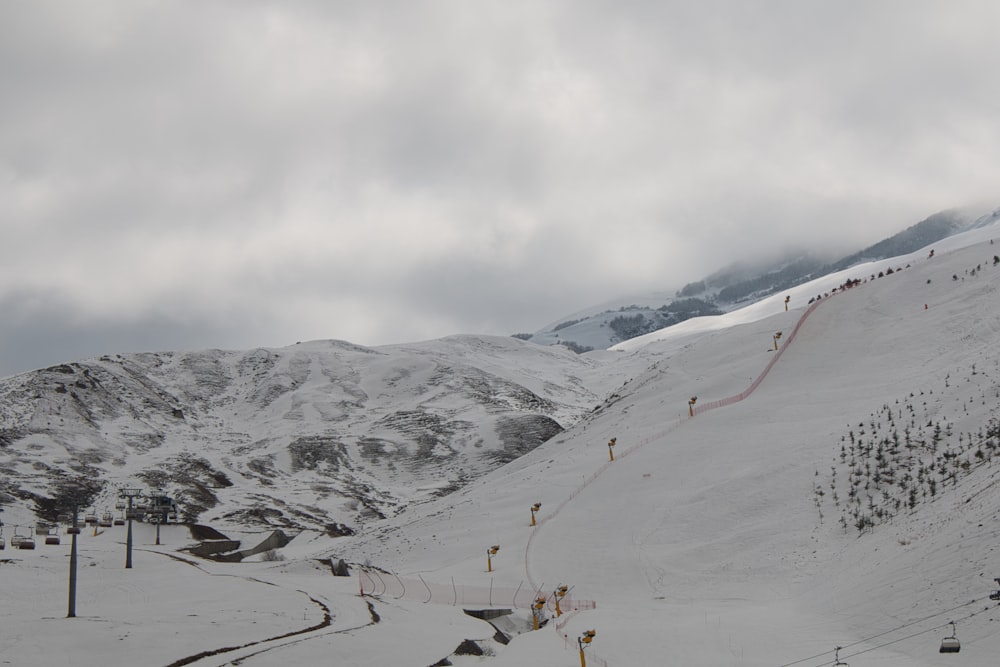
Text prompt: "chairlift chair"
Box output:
[[0, 525, 5, 550], [45, 526, 61, 545], [98, 512, 113, 528], [939, 622, 960, 653]]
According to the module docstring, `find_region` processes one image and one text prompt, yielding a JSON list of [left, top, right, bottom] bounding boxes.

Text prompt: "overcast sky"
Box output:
[[2, 1, 998, 378]]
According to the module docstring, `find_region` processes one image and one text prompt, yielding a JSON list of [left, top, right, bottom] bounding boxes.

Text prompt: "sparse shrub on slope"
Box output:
[[818, 359, 1000, 536]]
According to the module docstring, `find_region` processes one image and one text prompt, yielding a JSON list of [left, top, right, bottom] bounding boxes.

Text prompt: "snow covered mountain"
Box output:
[[0, 336, 616, 534], [1, 215, 999, 666], [525, 205, 1000, 352], [325, 218, 1000, 665]]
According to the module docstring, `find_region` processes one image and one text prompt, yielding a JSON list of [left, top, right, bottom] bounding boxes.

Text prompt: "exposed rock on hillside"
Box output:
[[0, 336, 608, 533]]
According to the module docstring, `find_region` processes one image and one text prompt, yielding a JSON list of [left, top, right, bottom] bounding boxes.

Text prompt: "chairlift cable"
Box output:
[[821, 616, 967, 665], [808, 602, 994, 666], [779, 595, 988, 667], [837, 596, 981, 649]]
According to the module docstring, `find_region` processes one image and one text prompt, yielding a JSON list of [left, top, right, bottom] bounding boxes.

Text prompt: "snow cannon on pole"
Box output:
[[532, 594, 546, 630], [688, 396, 697, 417], [607, 437, 616, 461], [486, 544, 499, 572], [773, 331, 783, 351], [578, 629, 596, 667], [530, 502, 541, 527], [553, 584, 570, 617]]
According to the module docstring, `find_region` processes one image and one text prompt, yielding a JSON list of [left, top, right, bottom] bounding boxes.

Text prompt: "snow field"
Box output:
[[2, 223, 1000, 665]]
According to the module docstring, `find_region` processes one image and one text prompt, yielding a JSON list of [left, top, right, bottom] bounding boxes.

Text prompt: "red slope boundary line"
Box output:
[[525, 294, 836, 589], [522, 296, 837, 666], [692, 295, 831, 415]]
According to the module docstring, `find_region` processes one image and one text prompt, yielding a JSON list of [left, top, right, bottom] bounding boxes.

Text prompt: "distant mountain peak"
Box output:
[[523, 205, 996, 352]]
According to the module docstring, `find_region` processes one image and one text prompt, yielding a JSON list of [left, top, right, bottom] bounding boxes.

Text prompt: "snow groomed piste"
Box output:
[[358, 282, 840, 665], [515, 285, 837, 666]]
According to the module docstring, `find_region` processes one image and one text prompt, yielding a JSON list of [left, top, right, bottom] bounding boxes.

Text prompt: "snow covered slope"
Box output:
[[329, 220, 1000, 665], [1, 221, 999, 666], [527, 206, 999, 353]]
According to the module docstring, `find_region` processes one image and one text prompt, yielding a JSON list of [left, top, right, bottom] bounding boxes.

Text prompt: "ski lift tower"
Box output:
[[150, 511, 162, 546], [67, 506, 81, 617], [119, 487, 143, 569]]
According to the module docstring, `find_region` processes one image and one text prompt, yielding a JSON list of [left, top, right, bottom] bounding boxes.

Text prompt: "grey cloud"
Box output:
[[0, 289, 248, 377], [1, 1, 998, 377]]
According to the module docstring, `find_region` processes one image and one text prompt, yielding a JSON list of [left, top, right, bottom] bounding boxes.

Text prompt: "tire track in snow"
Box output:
[[163, 589, 333, 667], [129, 549, 336, 667]]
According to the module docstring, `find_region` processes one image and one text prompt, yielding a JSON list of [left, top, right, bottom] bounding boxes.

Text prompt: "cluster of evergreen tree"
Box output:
[[715, 257, 826, 304], [815, 359, 1000, 536], [607, 298, 722, 342]]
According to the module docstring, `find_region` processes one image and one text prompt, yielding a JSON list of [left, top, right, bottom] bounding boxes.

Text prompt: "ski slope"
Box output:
[[342, 224, 1000, 666], [2, 224, 999, 666]]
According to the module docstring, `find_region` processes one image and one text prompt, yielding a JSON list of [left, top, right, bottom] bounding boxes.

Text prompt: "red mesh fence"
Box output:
[[359, 294, 835, 667]]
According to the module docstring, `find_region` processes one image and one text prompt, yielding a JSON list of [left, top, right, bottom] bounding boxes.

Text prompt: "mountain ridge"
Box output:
[[0, 335, 619, 533], [1, 214, 1000, 665], [524, 205, 999, 351]]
